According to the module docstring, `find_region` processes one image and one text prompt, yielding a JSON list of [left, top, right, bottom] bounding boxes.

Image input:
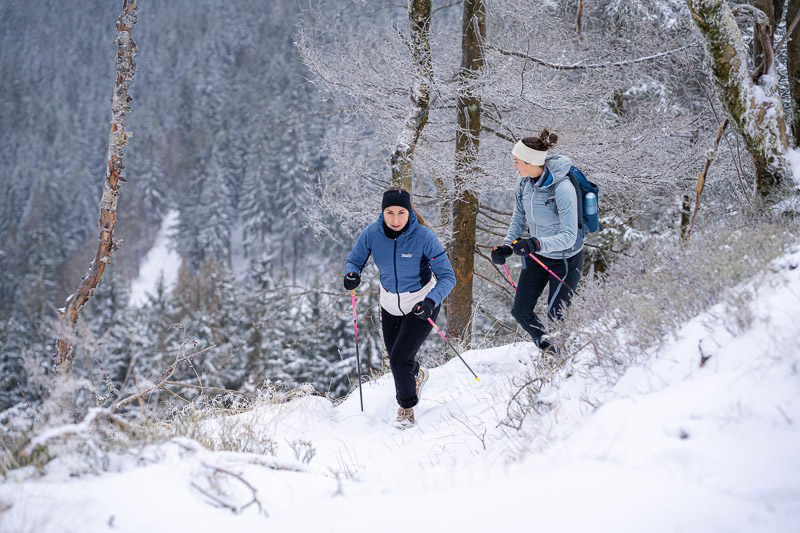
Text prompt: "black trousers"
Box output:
[[511, 250, 583, 345], [381, 304, 440, 409]]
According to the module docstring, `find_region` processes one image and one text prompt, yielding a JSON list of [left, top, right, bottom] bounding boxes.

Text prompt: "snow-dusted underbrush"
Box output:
[[164, 381, 319, 457], [0, 379, 326, 482], [506, 211, 798, 427]]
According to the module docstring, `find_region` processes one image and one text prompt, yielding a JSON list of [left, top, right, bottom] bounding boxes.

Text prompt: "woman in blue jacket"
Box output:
[[344, 188, 456, 428], [491, 129, 583, 355]]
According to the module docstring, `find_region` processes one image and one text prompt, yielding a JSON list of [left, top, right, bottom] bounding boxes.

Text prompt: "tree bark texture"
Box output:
[[687, 0, 789, 198], [753, 0, 775, 71], [54, 0, 138, 375], [390, 0, 433, 191], [787, 0, 800, 145], [448, 0, 485, 342]]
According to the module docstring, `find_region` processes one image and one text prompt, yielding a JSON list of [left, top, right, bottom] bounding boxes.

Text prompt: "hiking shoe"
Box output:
[[395, 407, 415, 429], [415, 367, 429, 400]]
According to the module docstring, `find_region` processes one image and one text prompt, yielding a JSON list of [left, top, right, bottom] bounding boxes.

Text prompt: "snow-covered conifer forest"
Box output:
[[1, 0, 799, 530]]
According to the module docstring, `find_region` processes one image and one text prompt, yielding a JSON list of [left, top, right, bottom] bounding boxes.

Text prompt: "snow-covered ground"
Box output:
[[128, 209, 181, 307], [3, 250, 800, 532]]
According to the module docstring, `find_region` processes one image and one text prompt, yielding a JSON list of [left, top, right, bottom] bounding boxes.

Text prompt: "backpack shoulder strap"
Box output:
[[566, 167, 584, 230]]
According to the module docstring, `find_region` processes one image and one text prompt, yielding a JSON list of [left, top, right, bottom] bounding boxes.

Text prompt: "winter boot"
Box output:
[[395, 407, 416, 429], [415, 367, 429, 401]]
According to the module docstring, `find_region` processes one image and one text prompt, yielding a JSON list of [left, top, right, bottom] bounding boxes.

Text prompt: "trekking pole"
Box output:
[[526, 252, 567, 286], [350, 289, 364, 411], [503, 264, 517, 292], [427, 318, 480, 381]]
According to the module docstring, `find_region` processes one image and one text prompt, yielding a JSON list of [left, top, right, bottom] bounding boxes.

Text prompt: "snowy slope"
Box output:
[[129, 209, 181, 307], [2, 251, 800, 532]]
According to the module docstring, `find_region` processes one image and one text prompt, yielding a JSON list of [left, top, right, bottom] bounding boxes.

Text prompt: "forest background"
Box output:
[[1, 0, 796, 415]]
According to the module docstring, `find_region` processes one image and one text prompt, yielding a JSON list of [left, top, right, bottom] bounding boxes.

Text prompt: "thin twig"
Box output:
[[773, 7, 800, 53], [159, 386, 191, 404], [478, 207, 510, 225], [685, 118, 729, 241], [479, 203, 513, 217], [111, 345, 216, 411]]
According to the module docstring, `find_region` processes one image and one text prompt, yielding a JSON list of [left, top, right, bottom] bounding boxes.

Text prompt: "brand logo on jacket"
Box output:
[[401, 253, 413, 258]]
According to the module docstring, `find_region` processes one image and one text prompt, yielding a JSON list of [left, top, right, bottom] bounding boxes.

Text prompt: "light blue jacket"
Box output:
[[345, 211, 456, 315], [503, 154, 583, 260]]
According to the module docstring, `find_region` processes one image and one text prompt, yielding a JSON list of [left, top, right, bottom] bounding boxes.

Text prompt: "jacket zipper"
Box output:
[[393, 238, 402, 314]]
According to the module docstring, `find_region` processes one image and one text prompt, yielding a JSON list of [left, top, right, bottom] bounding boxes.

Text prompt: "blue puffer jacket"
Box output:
[[344, 211, 456, 316], [503, 154, 583, 260]]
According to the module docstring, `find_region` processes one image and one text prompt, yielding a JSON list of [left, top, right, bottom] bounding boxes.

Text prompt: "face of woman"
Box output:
[[383, 206, 409, 231], [513, 157, 544, 178]]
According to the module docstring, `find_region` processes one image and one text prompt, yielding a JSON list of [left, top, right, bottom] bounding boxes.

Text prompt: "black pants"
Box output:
[[381, 304, 440, 409], [511, 250, 582, 345]]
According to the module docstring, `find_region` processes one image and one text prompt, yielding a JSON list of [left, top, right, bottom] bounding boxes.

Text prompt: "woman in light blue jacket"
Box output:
[[491, 129, 583, 355], [344, 188, 456, 428]]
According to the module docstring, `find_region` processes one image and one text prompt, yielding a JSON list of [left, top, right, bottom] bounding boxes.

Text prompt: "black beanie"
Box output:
[[381, 189, 412, 211]]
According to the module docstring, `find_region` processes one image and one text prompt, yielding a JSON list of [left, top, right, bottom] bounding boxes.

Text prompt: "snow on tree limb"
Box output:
[[489, 45, 694, 71], [686, 0, 790, 197]]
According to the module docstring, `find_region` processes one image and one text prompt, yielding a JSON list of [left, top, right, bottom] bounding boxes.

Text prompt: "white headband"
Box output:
[[512, 140, 547, 166]]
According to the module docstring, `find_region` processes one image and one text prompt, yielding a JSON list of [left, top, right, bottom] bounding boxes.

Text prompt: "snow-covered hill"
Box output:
[[2, 250, 800, 532]]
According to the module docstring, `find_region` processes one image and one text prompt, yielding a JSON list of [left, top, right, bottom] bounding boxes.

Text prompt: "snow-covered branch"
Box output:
[[489, 45, 693, 71]]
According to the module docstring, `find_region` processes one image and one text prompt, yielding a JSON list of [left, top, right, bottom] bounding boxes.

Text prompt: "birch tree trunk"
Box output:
[[53, 0, 139, 377], [686, 0, 789, 198], [448, 0, 485, 342], [390, 0, 433, 191]]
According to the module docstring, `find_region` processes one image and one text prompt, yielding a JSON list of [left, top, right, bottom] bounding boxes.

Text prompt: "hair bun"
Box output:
[[540, 128, 558, 148]]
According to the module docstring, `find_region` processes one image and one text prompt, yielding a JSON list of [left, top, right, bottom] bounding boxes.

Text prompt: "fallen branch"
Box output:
[[192, 463, 265, 515]]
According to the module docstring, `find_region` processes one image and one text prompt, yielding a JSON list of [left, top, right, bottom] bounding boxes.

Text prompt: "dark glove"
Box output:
[[491, 245, 514, 265], [512, 238, 541, 256], [343, 272, 361, 291], [412, 298, 436, 321]]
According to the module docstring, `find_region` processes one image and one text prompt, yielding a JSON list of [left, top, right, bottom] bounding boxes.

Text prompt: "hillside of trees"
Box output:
[[1, 0, 798, 414]]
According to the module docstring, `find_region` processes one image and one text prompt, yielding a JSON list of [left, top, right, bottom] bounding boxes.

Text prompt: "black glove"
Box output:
[[412, 298, 436, 321], [491, 245, 514, 265], [512, 238, 541, 256], [343, 272, 361, 290]]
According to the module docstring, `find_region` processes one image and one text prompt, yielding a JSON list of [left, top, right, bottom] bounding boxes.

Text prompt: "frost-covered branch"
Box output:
[[489, 45, 693, 71]]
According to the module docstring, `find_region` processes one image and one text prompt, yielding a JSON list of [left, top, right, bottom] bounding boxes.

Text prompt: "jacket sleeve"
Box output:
[[423, 231, 456, 307], [344, 226, 372, 276], [537, 180, 578, 254], [503, 178, 527, 245]]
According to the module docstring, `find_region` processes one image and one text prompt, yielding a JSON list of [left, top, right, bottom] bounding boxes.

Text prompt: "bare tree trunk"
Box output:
[[775, 0, 786, 23], [53, 0, 139, 376], [753, 0, 775, 71], [687, 0, 790, 199], [390, 0, 433, 191], [449, 0, 485, 342], [788, 0, 800, 145]]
